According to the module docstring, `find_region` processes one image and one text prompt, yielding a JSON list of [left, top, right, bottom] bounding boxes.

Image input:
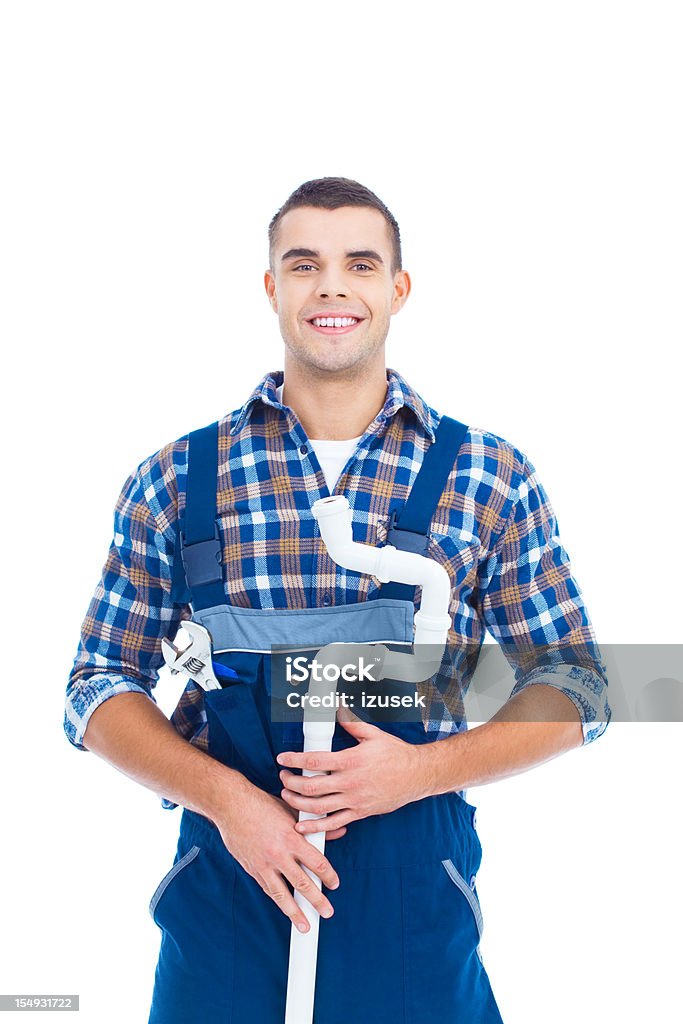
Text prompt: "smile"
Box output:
[[306, 315, 364, 335]]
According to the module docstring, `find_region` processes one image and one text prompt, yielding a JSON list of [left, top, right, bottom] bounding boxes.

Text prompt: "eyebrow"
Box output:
[[280, 247, 384, 265]]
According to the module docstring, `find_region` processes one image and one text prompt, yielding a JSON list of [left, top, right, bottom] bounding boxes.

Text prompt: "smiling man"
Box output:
[[65, 177, 610, 1024]]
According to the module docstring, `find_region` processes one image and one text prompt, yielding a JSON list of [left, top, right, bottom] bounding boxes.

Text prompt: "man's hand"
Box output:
[[276, 708, 429, 834], [82, 692, 345, 933], [213, 773, 345, 934]]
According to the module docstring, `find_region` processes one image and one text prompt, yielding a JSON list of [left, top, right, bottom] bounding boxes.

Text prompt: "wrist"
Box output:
[[412, 741, 441, 800], [413, 734, 463, 799], [198, 758, 254, 824]]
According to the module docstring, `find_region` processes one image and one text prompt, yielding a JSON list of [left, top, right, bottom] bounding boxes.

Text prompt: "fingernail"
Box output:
[[321, 907, 333, 919], [297, 921, 309, 933]]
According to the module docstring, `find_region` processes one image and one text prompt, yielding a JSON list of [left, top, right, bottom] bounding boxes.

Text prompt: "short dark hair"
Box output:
[[268, 177, 402, 274]]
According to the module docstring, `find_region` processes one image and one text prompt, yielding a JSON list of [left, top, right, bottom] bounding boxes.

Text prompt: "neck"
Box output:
[[282, 357, 388, 440]]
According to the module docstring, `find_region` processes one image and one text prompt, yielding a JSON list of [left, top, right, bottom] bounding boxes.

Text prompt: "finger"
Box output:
[[280, 768, 348, 798], [336, 703, 363, 723], [295, 843, 341, 892], [336, 705, 381, 739], [281, 788, 347, 816], [296, 809, 355, 834], [280, 768, 345, 796], [326, 826, 347, 841], [276, 750, 348, 772], [259, 869, 312, 933], [282, 861, 336, 919]]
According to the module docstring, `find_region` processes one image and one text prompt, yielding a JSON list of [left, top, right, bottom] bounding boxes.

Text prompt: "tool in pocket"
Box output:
[[161, 620, 238, 691]]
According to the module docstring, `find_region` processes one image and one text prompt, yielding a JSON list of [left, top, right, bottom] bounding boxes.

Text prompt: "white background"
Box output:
[[1, 2, 681, 1022]]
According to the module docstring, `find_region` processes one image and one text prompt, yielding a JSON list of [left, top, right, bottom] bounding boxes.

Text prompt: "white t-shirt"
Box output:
[[276, 383, 362, 493]]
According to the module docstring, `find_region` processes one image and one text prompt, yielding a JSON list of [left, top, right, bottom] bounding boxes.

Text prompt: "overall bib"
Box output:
[[147, 417, 504, 1024]]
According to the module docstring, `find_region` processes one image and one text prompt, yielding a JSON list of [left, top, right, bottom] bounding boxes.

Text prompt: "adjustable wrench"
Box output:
[[161, 621, 236, 690]]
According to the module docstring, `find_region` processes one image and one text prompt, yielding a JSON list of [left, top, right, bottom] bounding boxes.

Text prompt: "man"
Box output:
[[65, 177, 610, 1022]]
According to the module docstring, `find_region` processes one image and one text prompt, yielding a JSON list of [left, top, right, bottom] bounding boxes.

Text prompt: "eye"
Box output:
[[351, 262, 373, 271], [293, 263, 316, 272]]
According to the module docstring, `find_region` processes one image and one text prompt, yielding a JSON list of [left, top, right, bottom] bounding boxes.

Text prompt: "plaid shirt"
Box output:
[[65, 368, 610, 796]]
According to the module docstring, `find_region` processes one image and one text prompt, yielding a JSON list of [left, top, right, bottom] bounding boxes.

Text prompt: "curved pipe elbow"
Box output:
[[311, 497, 382, 578], [312, 495, 451, 615]]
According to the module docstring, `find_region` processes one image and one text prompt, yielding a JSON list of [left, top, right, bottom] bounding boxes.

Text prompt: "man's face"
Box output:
[[264, 206, 410, 377]]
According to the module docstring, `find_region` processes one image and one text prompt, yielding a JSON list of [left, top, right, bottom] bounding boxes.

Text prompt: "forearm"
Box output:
[[418, 683, 584, 798], [82, 691, 250, 822]]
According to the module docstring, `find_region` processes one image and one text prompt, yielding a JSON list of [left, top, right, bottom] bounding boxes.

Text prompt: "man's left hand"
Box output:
[[276, 708, 429, 833]]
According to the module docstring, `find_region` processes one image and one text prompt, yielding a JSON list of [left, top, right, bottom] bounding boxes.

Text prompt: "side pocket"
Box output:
[[441, 858, 485, 963], [149, 845, 201, 923]]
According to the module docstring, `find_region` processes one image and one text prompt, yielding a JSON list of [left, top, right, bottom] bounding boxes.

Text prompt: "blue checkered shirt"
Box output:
[[65, 368, 611, 807]]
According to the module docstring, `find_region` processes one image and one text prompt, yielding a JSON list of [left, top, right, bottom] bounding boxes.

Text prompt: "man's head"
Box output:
[[264, 177, 411, 379]]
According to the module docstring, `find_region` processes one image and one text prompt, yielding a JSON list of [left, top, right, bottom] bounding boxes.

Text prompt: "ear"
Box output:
[[390, 269, 411, 315], [264, 269, 278, 313]]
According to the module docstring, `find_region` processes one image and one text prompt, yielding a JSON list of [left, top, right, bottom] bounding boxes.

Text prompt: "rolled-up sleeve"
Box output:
[[479, 453, 611, 745], [65, 461, 186, 751]]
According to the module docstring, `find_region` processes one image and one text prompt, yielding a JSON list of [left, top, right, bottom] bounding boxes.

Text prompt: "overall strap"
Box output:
[[171, 420, 225, 611], [377, 415, 469, 603]]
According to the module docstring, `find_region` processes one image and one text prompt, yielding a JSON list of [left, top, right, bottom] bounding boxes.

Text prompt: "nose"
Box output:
[[316, 268, 348, 300]]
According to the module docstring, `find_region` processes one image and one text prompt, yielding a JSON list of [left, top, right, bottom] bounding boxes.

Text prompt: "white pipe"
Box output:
[[285, 499, 454, 1024], [312, 495, 452, 677]]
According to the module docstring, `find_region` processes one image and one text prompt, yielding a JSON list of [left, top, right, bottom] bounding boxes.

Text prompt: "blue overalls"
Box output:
[[147, 416, 504, 1024]]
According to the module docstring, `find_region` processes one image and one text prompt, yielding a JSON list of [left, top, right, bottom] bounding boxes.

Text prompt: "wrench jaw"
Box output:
[[161, 622, 222, 691]]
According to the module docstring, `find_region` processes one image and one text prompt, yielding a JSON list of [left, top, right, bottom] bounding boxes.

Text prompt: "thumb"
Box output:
[[337, 703, 380, 741]]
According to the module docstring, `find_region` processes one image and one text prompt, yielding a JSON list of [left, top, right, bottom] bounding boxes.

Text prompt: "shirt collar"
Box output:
[[382, 366, 438, 442], [229, 367, 438, 442]]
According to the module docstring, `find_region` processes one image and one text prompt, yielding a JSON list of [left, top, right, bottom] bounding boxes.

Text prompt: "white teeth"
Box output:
[[312, 316, 358, 328]]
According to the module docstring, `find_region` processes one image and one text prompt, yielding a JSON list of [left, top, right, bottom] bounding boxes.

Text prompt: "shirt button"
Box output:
[[299, 444, 308, 455], [470, 874, 477, 889], [322, 594, 332, 606]]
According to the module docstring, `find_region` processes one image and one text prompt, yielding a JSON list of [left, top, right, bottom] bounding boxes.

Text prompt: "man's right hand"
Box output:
[[213, 775, 343, 933], [81, 693, 342, 933]]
